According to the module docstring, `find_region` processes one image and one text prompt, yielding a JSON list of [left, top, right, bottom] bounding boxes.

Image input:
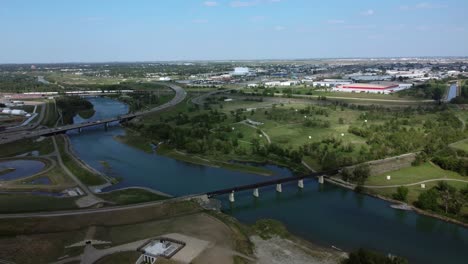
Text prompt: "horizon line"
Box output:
[[2, 56, 468, 65]]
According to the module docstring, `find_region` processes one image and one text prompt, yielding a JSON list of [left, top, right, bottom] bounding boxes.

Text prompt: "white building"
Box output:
[[312, 79, 353, 87], [232, 67, 250, 76], [159, 77, 171, 81], [264, 80, 299, 87], [1, 108, 27, 116], [136, 238, 185, 264]]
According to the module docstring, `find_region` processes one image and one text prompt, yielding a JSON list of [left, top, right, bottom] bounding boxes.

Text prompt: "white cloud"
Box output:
[[400, 2, 447, 11], [326, 19, 345, 25], [250, 15, 266, 22], [203, 1, 219, 7], [82, 17, 105, 22], [344, 24, 376, 30], [274, 25, 286, 31], [367, 34, 384, 40], [229, 0, 281, 8], [415, 25, 430, 31], [361, 9, 374, 16], [192, 18, 209, 24], [230, 1, 258, 7]]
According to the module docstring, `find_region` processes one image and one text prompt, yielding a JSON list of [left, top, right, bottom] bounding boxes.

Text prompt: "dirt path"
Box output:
[[240, 121, 271, 144]]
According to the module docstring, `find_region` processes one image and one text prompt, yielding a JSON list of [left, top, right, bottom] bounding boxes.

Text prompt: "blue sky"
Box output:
[[0, 0, 467, 63]]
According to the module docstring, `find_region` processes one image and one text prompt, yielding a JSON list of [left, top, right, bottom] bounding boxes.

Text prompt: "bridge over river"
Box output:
[[0, 84, 186, 145], [207, 169, 339, 202]]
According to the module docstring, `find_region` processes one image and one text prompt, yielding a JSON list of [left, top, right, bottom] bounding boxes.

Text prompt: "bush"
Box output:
[[342, 248, 408, 264], [392, 186, 409, 202], [415, 189, 439, 211]]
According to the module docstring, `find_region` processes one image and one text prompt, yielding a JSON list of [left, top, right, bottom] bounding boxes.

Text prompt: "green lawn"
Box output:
[[42, 101, 59, 127], [98, 188, 168, 205], [95, 251, 141, 264], [366, 162, 466, 186], [450, 138, 468, 153], [0, 138, 54, 158], [56, 136, 106, 186], [0, 194, 78, 213]]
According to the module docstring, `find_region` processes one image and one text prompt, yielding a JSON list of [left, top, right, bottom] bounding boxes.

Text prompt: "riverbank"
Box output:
[[0, 197, 345, 264], [114, 128, 279, 177], [326, 176, 468, 228]]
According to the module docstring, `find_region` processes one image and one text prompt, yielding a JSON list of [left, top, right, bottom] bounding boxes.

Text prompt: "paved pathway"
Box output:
[[363, 178, 468, 189], [52, 136, 104, 207]]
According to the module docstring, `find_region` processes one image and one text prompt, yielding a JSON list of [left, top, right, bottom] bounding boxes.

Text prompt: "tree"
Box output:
[[342, 248, 408, 264], [416, 189, 439, 211], [352, 164, 370, 184], [432, 86, 443, 105], [435, 181, 457, 214], [392, 186, 409, 202]]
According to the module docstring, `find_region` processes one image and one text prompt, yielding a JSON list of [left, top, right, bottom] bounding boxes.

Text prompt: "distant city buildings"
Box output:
[[312, 79, 353, 87], [232, 67, 250, 76], [332, 82, 413, 94]]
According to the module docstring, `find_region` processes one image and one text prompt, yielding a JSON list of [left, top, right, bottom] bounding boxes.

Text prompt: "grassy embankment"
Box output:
[[0, 168, 15, 176], [365, 162, 468, 221], [55, 136, 106, 186], [121, 93, 459, 173], [98, 189, 168, 205], [0, 137, 54, 158], [0, 194, 78, 213], [42, 100, 60, 127], [119, 97, 278, 176]]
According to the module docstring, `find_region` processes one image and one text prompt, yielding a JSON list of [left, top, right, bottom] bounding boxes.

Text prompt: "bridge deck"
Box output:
[[206, 169, 338, 197]]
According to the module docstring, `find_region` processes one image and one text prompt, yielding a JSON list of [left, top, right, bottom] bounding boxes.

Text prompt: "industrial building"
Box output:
[[312, 79, 353, 87], [136, 238, 185, 264], [332, 82, 411, 94], [232, 67, 250, 76], [1, 108, 27, 116], [264, 80, 300, 87]]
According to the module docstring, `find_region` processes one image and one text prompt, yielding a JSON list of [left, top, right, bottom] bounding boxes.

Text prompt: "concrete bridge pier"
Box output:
[[104, 122, 109, 131], [229, 191, 235, 203], [78, 127, 82, 133], [298, 179, 304, 189], [253, 188, 259, 198], [276, 183, 282, 193], [318, 175, 324, 184]]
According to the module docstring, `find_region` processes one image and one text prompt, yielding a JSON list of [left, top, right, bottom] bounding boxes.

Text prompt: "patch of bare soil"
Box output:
[[251, 235, 345, 264]]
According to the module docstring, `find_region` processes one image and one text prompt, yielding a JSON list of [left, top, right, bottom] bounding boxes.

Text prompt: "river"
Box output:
[[68, 97, 468, 264]]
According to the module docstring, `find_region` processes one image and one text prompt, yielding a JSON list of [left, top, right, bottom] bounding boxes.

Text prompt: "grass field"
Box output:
[[0, 194, 78, 213], [365, 162, 466, 186], [98, 188, 168, 205], [365, 162, 468, 221], [95, 251, 141, 264], [0, 137, 54, 158], [0, 228, 85, 264], [450, 138, 468, 153], [42, 101, 59, 127], [56, 136, 106, 186]]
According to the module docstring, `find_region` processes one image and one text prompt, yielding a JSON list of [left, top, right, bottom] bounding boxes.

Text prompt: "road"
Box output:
[[0, 194, 205, 219], [0, 83, 186, 145]]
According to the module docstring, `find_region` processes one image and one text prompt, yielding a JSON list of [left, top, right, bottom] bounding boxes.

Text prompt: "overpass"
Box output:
[[0, 84, 187, 145], [206, 169, 339, 202]]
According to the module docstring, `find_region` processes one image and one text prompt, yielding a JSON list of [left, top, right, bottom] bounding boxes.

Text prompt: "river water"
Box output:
[[68, 97, 468, 264], [0, 159, 46, 181]]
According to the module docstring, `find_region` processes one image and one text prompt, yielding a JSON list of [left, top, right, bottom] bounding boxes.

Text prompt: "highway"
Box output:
[[0, 83, 186, 145]]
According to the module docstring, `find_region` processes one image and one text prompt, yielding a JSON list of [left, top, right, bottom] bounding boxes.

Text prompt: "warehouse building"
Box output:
[[333, 83, 400, 94], [312, 79, 353, 87]]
